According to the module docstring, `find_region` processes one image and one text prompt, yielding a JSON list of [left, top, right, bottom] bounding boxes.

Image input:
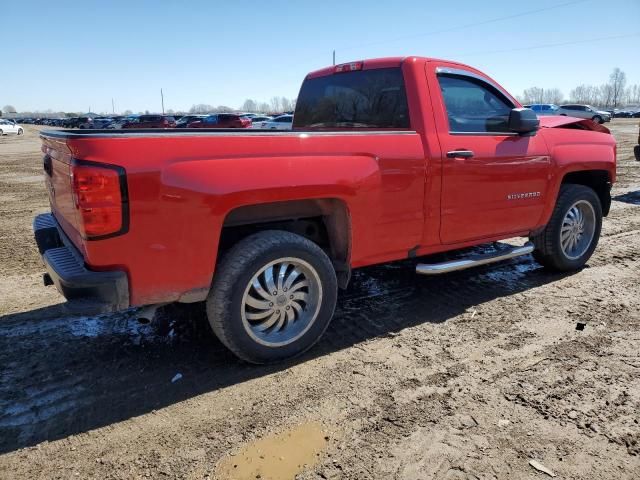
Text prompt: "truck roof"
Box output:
[[306, 56, 475, 79]]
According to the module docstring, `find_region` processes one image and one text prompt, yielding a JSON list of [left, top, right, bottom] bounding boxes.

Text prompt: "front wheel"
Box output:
[[592, 115, 603, 124], [531, 184, 602, 271], [206, 230, 338, 363], [17, 128, 23, 135]]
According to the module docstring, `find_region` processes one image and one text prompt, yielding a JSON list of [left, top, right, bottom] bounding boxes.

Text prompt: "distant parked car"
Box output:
[[248, 116, 273, 128], [92, 117, 115, 129], [175, 115, 206, 128], [0, 119, 23, 135], [556, 104, 611, 123], [613, 110, 633, 118], [64, 117, 94, 129], [187, 113, 251, 128], [255, 114, 294, 130], [527, 104, 560, 116], [106, 116, 138, 129], [122, 115, 176, 129]]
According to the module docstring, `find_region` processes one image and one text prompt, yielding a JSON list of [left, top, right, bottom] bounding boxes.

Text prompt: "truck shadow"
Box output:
[[0, 249, 573, 454], [612, 190, 640, 205]]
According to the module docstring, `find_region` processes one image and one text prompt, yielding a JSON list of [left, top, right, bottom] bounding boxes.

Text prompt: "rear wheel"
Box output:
[[531, 184, 602, 271], [206, 230, 338, 363]]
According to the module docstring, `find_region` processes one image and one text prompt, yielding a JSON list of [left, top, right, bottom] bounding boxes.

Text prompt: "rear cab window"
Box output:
[[293, 67, 410, 130]]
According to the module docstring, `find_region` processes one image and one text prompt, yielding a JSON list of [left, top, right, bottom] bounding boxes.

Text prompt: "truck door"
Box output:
[[428, 65, 551, 244]]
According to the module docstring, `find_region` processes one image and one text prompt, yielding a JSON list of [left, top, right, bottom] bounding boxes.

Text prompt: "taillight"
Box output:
[[71, 161, 128, 239]]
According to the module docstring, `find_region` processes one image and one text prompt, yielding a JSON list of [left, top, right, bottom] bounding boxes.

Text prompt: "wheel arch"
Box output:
[[219, 198, 352, 288], [561, 169, 612, 216]]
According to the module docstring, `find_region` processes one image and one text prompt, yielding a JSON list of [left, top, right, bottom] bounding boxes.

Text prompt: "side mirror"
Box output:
[[508, 108, 539, 136]]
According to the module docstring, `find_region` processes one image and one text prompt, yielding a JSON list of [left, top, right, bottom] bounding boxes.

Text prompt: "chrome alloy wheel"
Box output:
[[241, 257, 322, 347], [560, 200, 596, 260]]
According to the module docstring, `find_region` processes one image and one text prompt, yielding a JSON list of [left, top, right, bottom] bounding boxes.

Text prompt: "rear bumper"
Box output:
[[634, 145, 640, 162], [33, 213, 130, 313]]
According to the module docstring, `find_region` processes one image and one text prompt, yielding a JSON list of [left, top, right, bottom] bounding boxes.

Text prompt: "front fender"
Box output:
[[537, 128, 616, 228]]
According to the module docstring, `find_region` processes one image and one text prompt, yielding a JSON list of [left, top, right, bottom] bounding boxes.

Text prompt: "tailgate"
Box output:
[[41, 136, 86, 254]]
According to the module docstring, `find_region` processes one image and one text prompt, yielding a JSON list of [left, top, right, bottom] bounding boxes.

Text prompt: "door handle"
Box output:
[[447, 150, 474, 159]]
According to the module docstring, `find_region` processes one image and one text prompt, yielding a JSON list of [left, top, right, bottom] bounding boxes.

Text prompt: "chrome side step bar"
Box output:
[[416, 242, 534, 275]]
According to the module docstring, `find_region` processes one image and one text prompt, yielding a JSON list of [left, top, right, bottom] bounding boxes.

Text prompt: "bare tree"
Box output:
[[628, 84, 640, 105], [2, 105, 17, 114], [270, 97, 282, 112], [241, 99, 257, 112], [543, 88, 564, 104], [521, 88, 563, 105], [189, 104, 215, 114], [281, 97, 294, 112], [609, 68, 627, 108], [599, 84, 614, 108], [257, 102, 270, 113], [522, 87, 545, 104], [570, 85, 598, 104]]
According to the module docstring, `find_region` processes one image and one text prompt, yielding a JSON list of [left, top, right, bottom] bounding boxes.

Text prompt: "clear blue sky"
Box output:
[[2, 0, 639, 113]]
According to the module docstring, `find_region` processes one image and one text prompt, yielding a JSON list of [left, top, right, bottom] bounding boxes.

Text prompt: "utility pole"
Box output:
[[161, 88, 165, 114], [332, 50, 336, 65], [112, 98, 115, 114]]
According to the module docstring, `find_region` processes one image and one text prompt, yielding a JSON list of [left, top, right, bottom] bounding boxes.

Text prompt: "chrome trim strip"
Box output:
[[40, 129, 418, 139]]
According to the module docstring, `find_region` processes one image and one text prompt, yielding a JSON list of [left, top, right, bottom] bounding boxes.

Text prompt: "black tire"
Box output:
[[17, 128, 23, 135], [592, 115, 603, 124], [206, 230, 338, 364], [531, 184, 602, 271]]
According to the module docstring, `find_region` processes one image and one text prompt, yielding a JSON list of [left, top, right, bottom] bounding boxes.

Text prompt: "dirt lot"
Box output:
[[0, 122, 639, 479]]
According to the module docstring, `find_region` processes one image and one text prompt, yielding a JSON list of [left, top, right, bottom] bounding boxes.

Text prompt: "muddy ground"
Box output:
[[0, 122, 639, 479]]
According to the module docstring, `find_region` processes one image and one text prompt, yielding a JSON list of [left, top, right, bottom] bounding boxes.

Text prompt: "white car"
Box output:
[[254, 114, 293, 130], [556, 104, 611, 124], [247, 116, 273, 129], [0, 119, 24, 135]]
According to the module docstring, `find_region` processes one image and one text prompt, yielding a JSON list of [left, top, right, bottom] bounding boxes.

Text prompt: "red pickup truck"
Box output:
[[35, 56, 616, 363]]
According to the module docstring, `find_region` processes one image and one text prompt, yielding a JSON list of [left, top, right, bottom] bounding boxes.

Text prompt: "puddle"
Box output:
[[215, 422, 328, 480]]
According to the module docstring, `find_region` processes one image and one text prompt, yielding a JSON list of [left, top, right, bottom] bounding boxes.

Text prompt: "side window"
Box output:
[[531, 105, 542, 112], [437, 74, 514, 133]]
